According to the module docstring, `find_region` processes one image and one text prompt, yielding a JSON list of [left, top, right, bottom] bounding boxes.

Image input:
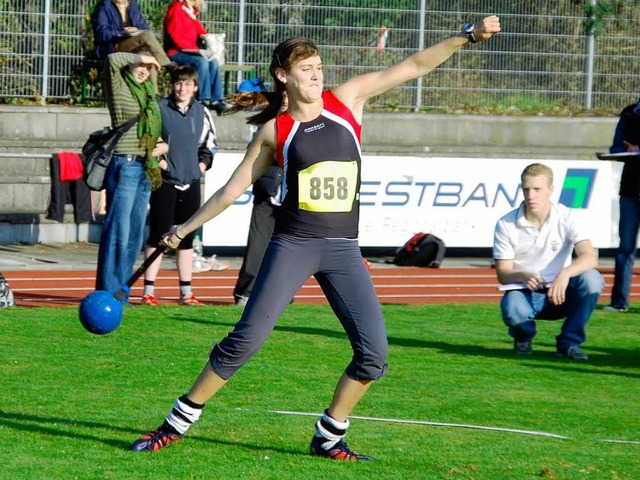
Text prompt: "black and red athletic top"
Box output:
[[275, 90, 362, 239]]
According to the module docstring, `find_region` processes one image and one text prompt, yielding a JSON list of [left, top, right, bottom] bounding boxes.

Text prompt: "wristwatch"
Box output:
[[463, 22, 477, 43]]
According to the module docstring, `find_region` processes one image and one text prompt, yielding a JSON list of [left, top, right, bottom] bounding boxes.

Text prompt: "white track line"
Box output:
[[599, 439, 640, 445], [272, 410, 640, 444], [272, 410, 568, 439]]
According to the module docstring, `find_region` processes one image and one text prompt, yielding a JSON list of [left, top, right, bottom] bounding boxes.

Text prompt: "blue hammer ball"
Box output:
[[79, 290, 123, 335]]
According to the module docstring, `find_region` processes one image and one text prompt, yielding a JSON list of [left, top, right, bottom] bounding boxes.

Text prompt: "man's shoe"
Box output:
[[234, 295, 248, 307], [142, 294, 159, 306], [556, 345, 588, 361], [603, 305, 628, 313], [131, 428, 182, 452], [180, 295, 202, 306], [309, 436, 373, 461], [513, 340, 533, 355]]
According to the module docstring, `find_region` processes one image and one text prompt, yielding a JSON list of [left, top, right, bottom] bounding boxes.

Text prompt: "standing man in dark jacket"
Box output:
[[141, 65, 217, 306], [232, 93, 288, 306], [233, 160, 283, 306], [604, 100, 640, 312]]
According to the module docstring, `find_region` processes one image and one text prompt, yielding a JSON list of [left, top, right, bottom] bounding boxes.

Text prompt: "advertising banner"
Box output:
[[204, 154, 619, 249]]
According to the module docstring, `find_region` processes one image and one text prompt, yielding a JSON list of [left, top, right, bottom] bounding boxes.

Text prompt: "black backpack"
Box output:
[[0, 272, 15, 307], [392, 233, 446, 268]]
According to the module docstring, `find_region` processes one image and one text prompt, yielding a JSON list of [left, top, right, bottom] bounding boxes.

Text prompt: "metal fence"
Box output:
[[1, 0, 639, 111]]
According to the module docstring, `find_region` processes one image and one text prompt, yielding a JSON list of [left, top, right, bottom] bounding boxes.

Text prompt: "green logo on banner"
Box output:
[[559, 169, 597, 209]]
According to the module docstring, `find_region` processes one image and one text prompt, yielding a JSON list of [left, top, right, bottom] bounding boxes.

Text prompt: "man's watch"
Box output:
[[463, 22, 477, 43]]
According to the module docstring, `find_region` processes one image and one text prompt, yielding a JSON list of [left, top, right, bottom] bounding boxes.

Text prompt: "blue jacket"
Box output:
[[158, 96, 216, 186], [92, 0, 149, 60]]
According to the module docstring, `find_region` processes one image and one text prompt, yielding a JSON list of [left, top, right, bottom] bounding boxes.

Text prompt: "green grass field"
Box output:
[[1, 303, 638, 480]]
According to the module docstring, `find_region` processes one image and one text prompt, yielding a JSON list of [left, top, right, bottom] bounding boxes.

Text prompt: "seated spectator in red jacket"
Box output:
[[163, 0, 225, 115]]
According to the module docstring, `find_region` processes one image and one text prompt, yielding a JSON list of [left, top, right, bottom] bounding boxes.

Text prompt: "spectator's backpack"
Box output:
[[392, 233, 446, 268], [0, 272, 15, 307]]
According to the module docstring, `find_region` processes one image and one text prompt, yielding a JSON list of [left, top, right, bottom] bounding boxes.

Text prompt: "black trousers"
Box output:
[[146, 179, 201, 249], [45, 155, 92, 223], [233, 201, 278, 300]]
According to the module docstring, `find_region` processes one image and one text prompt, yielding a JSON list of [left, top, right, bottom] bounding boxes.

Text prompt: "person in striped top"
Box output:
[[96, 46, 164, 304]]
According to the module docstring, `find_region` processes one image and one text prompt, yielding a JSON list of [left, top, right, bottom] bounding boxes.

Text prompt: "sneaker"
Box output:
[[309, 436, 373, 461], [131, 427, 182, 452], [180, 295, 202, 306], [556, 345, 588, 361], [513, 340, 533, 355], [209, 100, 226, 117], [142, 294, 159, 306], [234, 295, 248, 307], [602, 305, 628, 313]]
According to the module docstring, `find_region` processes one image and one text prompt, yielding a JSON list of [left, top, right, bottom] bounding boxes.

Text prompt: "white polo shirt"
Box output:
[[493, 202, 589, 283]]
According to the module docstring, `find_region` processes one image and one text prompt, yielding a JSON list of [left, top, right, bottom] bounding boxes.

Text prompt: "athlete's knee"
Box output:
[[208, 331, 267, 379], [346, 361, 388, 381], [346, 341, 389, 381]]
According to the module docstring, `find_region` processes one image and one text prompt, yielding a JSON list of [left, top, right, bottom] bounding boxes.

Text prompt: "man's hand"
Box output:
[[547, 271, 570, 305], [521, 271, 546, 292]]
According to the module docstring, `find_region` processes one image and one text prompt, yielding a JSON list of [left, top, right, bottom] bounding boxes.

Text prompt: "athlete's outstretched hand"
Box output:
[[162, 225, 184, 250], [474, 15, 501, 42]]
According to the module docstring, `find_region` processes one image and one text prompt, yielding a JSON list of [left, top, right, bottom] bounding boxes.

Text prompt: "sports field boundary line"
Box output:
[[272, 410, 640, 444], [272, 410, 568, 439]]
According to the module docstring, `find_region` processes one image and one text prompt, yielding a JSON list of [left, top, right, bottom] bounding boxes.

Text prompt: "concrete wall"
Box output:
[[0, 105, 618, 244]]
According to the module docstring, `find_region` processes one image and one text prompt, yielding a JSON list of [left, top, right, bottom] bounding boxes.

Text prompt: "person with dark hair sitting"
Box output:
[[91, 0, 171, 91]]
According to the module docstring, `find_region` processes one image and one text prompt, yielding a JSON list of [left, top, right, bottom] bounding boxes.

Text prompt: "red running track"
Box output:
[[3, 266, 624, 307]]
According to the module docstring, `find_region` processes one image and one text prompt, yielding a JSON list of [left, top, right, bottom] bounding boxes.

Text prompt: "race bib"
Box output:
[[298, 160, 358, 212]]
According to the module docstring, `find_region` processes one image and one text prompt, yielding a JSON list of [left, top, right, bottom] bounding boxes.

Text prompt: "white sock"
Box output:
[[165, 396, 203, 435], [314, 410, 350, 450], [180, 283, 192, 299]]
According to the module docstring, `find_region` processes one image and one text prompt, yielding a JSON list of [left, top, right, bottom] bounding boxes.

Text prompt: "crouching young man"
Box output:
[[493, 163, 604, 360]]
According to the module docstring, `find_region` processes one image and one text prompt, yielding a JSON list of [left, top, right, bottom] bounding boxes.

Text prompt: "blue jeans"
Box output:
[[611, 195, 640, 309], [96, 155, 151, 301], [500, 269, 604, 350], [170, 51, 223, 102]]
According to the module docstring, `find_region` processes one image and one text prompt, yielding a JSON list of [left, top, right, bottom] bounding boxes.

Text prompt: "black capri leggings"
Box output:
[[209, 234, 389, 381]]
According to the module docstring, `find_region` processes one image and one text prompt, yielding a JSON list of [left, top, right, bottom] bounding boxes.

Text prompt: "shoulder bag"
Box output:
[[81, 115, 139, 191]]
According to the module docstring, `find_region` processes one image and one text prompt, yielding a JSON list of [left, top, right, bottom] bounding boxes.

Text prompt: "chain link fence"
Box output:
[[0, 0, 639, 112]]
